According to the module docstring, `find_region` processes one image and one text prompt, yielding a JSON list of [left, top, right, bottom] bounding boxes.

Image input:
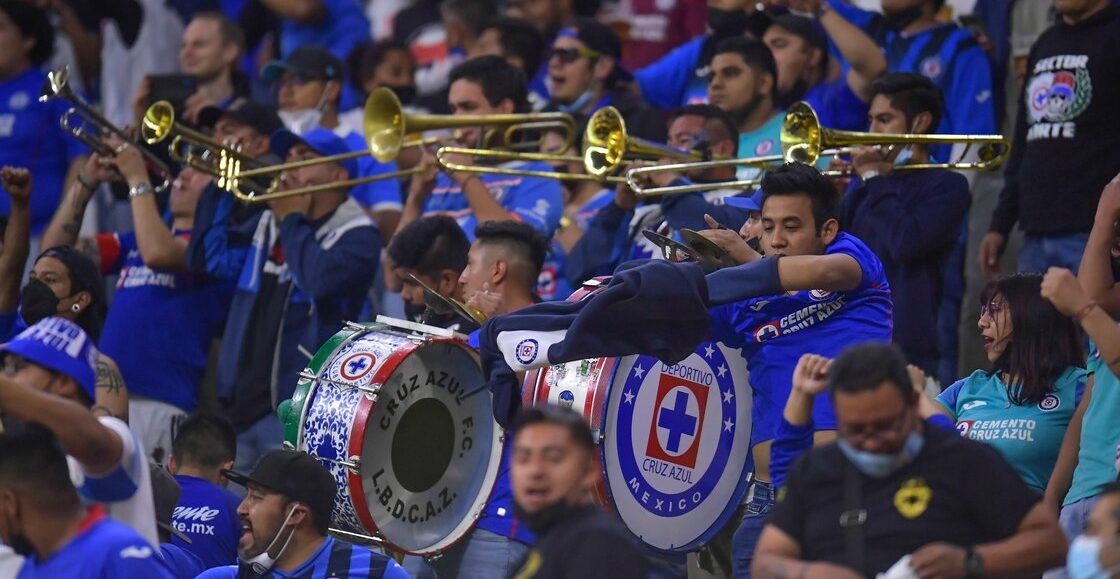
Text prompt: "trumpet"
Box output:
[[40, 67, 173, 192], [141, 100, 263, 194], [626, 101, 1012, 196]]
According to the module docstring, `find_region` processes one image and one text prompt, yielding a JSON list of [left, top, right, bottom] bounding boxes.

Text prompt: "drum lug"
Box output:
[[301, 370, 381, 398], [592, 429, 603, 444]]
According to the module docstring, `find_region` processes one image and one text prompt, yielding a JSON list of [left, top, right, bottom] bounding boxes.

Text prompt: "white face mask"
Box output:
[[243, 505, 299, 575], [278, 82, 333, 135]]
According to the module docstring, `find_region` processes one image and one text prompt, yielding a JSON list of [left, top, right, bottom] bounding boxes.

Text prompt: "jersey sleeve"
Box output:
[[77, 417, 144, 503], [635, 37, 705, 109], [350, 158, 403, 213], [827, 234, 880, 292], [507, 174, 564, 237], [1086, 342, 1102, 376], [936, 379, 966, 420], [943, 41, 997, 135]]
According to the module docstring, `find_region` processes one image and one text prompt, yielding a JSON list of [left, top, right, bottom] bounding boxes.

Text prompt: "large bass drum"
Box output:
[[520, 279, 753, 553], [279, 319, 502, 556]]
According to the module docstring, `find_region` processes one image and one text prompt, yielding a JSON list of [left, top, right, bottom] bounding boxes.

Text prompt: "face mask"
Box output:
[[838, 428, 924, 478], [557, 89, 595, 114], [19, 279, 63, 326], [242, 505, 298, 575], [385, 84, 417, 105], [1068, 535, 1120, 579], [894, 146, 913, 167], [708, 8, 753, 38], [882, 5, 924, 31], [279, 82, 333, 135], [514, 499, 573, 535]]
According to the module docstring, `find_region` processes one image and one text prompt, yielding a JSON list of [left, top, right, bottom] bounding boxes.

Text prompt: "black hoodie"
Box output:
[[989, 3, 1120, 237]]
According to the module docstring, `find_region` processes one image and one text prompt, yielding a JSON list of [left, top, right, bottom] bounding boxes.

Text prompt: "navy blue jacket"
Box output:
[[839, 169, 970, 374]]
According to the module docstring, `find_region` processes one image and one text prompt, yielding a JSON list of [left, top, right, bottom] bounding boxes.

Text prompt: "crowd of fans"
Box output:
[[0, 0, 1117, 576]]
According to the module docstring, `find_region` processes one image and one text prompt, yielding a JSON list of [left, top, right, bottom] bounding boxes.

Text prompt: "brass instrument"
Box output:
[[141, 100, 262, 196], [407, 274, 488, 326], [627, 100, 1011, 196], [40, 67, 173, 192]]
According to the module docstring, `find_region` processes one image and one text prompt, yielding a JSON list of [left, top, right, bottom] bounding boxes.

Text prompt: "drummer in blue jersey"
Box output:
[[397, 56, 564, 242], [405, 220, 547, 579], [696, 162, 892, 576]]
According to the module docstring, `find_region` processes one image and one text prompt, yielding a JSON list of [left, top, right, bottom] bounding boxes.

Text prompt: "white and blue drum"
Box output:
[[284, 320, 502, 556]]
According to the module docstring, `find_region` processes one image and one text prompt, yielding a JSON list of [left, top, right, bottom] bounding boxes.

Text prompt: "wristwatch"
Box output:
[[964, 547, 984, 578], [128, 181, 155, 199]]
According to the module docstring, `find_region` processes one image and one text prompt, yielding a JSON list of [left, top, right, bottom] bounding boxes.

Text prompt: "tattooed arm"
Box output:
[[41, 155, 114, 259], [92, 354, 129, 423]]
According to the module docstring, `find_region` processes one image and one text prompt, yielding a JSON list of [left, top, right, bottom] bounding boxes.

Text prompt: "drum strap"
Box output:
[[839, 460, 866, 574]]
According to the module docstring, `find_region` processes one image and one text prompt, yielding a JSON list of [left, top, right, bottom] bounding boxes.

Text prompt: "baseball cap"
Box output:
[[149, 462, 192, 544], [724, 190, 763, 212], [261, 46, 345, 84], [270, 127, 359, 178], [222, 449, 335, 523], [558, 18, 632, 82], [769, 14, 830, 66], [0, 317, 99, 402], [197, 98, 284, 137]]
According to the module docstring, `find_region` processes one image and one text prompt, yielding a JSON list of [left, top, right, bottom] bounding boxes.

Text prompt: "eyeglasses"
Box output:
[[547, 46, 601, 64], [838, 411, 911, 445]]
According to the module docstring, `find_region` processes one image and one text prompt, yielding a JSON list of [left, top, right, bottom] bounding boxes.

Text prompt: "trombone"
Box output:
[[40, 67, 173, 192], [626, 100, 1012, 196], [141, 100, 263, 193]]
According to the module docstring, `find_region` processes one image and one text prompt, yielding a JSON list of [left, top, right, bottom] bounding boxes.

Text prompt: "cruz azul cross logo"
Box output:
[[646, 377, 709, 469], [339, 352, 377, 381]]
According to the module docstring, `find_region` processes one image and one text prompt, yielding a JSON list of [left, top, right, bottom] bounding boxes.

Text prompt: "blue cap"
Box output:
[[270, 127, 359, 180], [724, 191, 763, 212], [1, 317, 98, 402]]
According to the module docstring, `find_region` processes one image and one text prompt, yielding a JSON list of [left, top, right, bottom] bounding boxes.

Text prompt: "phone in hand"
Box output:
[[148, 74, 198, 113]]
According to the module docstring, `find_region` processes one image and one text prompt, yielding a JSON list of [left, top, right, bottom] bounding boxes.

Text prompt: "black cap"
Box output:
[[769, 14, 830, 64], [149, 462, 192, 544], [558, 18, 632, 81], [261, 46, 345, 84], [222, 450, 336, 523], [197, 98, 284, 137]]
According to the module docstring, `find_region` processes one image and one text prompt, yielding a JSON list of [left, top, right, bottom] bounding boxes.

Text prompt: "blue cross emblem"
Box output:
[[657, 391, 697, 453], [347, 357, 369, 375]]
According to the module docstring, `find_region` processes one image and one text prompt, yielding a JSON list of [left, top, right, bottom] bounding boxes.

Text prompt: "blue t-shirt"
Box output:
[[160, 543, 206, 579], [96, 231, 232, 412], [17, 514, 174, 579], [196, 536, 409, 579], [170, 475, 241, 569], [538, 189, 614, 301], [938, 367, 1086, 493], [343, 131, 402, 213], [736, 113, 785, 182], [423, 161, 564, 240], [0, 67, 88, 233], [1066, 341, 1120, 505], [635, 36, 709, 108], [804, 76, 869, 132], [475, 440, 536, 545], [710, 233, 893, 445], [278, 0, 369, 65]]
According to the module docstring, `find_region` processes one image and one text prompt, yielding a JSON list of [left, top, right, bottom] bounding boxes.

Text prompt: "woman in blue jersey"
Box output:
[[935, 273, 1086, 493]]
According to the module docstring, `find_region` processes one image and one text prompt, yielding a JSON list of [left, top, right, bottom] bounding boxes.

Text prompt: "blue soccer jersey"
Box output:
[[710, 233, 893, 445], [196, 536, 409, 579], [423, 161, 564, 239], [343, 131, 403, 214], [538, 189, 614, 301], [171, 475, 241, 569], [16, 511, 174, 579]]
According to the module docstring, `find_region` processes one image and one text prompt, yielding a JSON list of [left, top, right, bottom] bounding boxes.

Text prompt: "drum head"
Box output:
[[602, 342, 752, 553], [355, 340, 501, 555]]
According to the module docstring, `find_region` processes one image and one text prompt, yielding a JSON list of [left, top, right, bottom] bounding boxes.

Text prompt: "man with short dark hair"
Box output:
[[707, 37, 783, 182], [544, 18, 666, 143], [167, 412, 242, 569], [839, 72, 970, 379], [400, 56, 563, 241], [386, 215, 473, 329], [508, 404, 651, 579], [471, 17, 547, 109], [461, 220, 549, 318], [0, 425, 173, 578], [753, 342, 1067, 579], [196, 449, 408, 578], [696, 163, 893, 575]]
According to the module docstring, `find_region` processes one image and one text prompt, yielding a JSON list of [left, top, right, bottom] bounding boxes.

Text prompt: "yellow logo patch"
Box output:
[[894, 477, 932, 519]]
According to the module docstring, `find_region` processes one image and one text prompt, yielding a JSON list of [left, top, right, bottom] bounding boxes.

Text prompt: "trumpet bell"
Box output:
[[142, 101, 176, 145], [583, 107, 627, 177], [364, 88, 406, 164]]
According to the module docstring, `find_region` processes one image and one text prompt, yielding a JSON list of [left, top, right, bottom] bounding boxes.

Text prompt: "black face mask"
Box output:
[[19, 279, 63, 326], [882, 5, 924, 30], [514, 499, 574, 536], [386, 85, 417, 105], [708, 8, 753, 38], [404, 300, 428, 323]]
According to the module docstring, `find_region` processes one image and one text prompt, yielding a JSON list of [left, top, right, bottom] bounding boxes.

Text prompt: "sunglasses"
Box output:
[[547, 46, 601, 64]]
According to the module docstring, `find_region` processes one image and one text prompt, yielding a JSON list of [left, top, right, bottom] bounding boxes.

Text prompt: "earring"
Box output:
[[71, 304, 80, 313]]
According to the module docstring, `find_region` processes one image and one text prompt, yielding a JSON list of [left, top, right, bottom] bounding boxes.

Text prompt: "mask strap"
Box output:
[[248, 504, 300, 575], [315, 82, 334, 113]]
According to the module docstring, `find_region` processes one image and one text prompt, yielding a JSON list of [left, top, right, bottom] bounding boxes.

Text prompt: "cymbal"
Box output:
[[406, 273, 488, 326]]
